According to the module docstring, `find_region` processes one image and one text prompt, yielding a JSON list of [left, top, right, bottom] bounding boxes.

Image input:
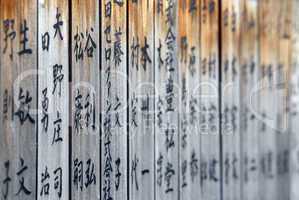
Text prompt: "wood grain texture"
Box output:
[[0, 0, 37, 200], [239, 1, 259, 200], [101, 1, 128, 200], [71, 0, 100, 199], [154, 0, 179, 200], [128, 1, 155, 200], [37, 0, 69, 199], [290, 0, 299, 199], [200, 0, 221, 199], [178, 0, 201, 200], [221, 0, 241, 200]]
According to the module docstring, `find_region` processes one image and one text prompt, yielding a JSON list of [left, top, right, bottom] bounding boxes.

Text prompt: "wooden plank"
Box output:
[[154, 0, 179, 200], [71, 0, 100, 199], [221, 0, 241, 200], [290, 0, 299, 199], [199, 0, 221, 199], [258, 1, 280, 199], [178, 0, 201, 200], [276, 1, 292, 199], [37, 0, 69, 200], [0, 0, 37, 200], [239, 1, 259, 200], [128, 1, 155, 200], [101, 1, 128, 200]]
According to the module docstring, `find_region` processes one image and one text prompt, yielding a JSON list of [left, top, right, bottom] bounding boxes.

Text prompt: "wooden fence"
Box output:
[[0, 0, 299, 200]]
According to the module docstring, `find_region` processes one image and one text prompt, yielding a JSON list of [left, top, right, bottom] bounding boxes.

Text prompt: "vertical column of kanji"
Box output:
[[0, 0, 37, 200], [71, 0, 100, 199], [154, 0, 179, 200], [37, 0, 69, 200], [239, 1, 259, 200], [128, 1, 155, 200], [290, 0, 299, 199], [101, 1, 127, 200], [258, 1, 280, 200], [199, 0, 220, 199], [178, 0, 201, 200], [276, 1, 292, 199], [221, 0, 241, 199]]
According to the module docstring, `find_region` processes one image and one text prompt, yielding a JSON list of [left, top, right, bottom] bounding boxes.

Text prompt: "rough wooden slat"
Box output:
[[71, 1, 100, 199], [199, 0, 221, 199], [37, 0, 69, 199], [239, 1, 259, 200], [221, 0, 241, 199], [128, 1, 155, 200], [101, 1, 128, 200], [178, 0, 201, 200], [154, 0, 179, 200], [276, 1, 292, 199], [290, 0, 299, 199], [0, 0, 37, 200], [258, 1, 280, 199]]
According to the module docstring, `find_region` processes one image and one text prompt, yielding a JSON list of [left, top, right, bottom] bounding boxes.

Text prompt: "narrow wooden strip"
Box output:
[[71, 0, 100, 199], [37, 0, 69, 199], [200, 0, 221, 199], [239, 0, 259, 200], [128, 1, 155, 200], [154, 0, 179, 200], [0, 0, 38, 199], [101, 1, 128, 200]]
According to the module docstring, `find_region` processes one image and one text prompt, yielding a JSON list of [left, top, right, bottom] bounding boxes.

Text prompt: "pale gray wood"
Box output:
[[258, 1, 280, 199], [239, 1, 259, 200], [0, 1, 37, 200], [101, 1, 128, 200], [199, 0, 221, 199], [37, 0, 69, 200], [178, 1, 201, 200], [221, 0, 241, 200], [71, 1, 100, 199], [276, 1, 292, 199], [128, 1, 155, 200], [154, 0, 179, 200], [290, 1, 299, 199]]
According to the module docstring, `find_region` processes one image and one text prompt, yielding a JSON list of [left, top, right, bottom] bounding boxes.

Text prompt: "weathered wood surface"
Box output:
[[101, 1, 128, 200], [128, 1, 155, 200], [258, 1, 280, 199], [276, 1, 292, 200], [38, 1, 69, 199], [0, 1, 38, 200], [71, 0, 100, 199], [178, 0, 201, 200], [290, 0, 299, 200], [221, 0, 241, 200], [239, 1, 259, 200], [154, 1, 179, 200], [200, 0, 221, 199], [0, 1, 298, 200]]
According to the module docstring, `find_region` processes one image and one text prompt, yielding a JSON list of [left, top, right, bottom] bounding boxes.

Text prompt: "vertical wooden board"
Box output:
[[178, 0, 201, 200], [239, 0, 259, 200], [258, 1, 280, 199], [37, 0, 69, 200], [101, 1, 128, 200], [200, 0, 220, 199], [0, 0, 37, 200], [154, 0, 179, 200], [128, 1, 155, 200], [221, 0, 241, 200], [290, 1, 299, 200], [71, 0, 100, 199], [276, 1, 292, 199]]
